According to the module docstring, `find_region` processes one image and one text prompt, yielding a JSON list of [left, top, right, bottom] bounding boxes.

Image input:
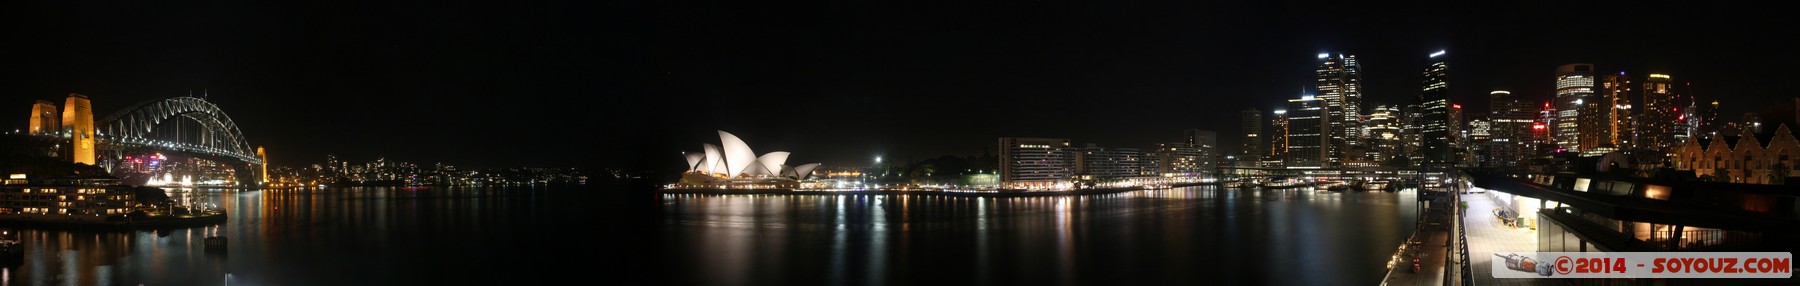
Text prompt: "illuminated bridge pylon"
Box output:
[[95, 96, 262, 165]]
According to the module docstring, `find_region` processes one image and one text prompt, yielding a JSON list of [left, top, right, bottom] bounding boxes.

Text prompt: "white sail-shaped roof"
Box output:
[[719, 131, 757, 177], [778, 165, 796, 178], [702, 144, 725, 175], [756, 152, 789, 178], [794, 163, 822, 180], [743, 163, 769, 177], [684, 153, 704, 171]]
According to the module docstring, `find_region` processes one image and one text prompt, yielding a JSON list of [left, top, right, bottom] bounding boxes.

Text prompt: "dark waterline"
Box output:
[[0, 185, 644, 286], [657, 186, 1420, 286]]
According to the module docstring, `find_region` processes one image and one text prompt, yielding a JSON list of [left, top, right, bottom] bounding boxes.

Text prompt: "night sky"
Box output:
[[2, 2, 1791, 171]]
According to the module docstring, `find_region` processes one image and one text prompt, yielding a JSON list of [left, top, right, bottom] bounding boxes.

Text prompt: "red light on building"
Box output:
[[1532, 123, 1547, 131], [1452, 103, 1462, 109]]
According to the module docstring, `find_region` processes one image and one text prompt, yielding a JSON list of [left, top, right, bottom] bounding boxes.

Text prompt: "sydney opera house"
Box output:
[[672, 131, 821, 189]]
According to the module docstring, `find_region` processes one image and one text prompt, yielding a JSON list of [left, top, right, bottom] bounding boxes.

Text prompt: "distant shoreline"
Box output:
[[658, 182, 1213, 197]]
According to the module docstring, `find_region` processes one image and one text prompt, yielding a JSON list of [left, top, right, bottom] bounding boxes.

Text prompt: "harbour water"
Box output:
[[656, 185, 1421, 285], [0, 184, 1418, 285]]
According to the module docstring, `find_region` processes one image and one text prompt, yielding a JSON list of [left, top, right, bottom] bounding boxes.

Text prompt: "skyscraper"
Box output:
[[61, 93, 95, 165], [1239, 109, 1263, 161], [1185, 129, 1218, 174], [1489, 91, 1534, 169], [998, 137, 1071, 189], [1641, 73, 1679, 152], [1269, 110, 1288, 163], [1582, 73, 1636, 152], [29, 100, 59, 135], [1420, 50, 1452, 167], [1316, 53, 1363, 163], [1286, 96, 1328, 168], [1366, 104, 1403, 162], [1554, 64, 1595, 152]]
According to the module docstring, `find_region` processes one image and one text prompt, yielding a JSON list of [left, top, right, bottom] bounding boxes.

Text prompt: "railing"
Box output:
[[1643, 229, 1762, 250], [1457, 191, 1473, 286]]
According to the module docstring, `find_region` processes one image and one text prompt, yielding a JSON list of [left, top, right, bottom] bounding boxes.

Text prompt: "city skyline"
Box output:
[[2, 2, 1792, 170]]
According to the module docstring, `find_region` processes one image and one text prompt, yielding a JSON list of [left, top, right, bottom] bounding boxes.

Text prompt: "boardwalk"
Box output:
[[1464, 191, 1557, 286]]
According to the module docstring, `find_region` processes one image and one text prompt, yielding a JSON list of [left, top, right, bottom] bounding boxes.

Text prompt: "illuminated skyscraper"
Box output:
[[61, 93, 95, 165], [1489, 91, 1534, 169], [1366, 104, 1403, 162], [1420, 50, 1452, 167], [1554, 64, 1595, 152], [1286, 96, 1328, 168], [1269, 110, 1288, 163], [1239, 109, 1263, 161], [1641, 73, 1678, 152], [1316, 53, 1363, 162], [29, 100, 59, 135], [1582, 73, 1636, 152]]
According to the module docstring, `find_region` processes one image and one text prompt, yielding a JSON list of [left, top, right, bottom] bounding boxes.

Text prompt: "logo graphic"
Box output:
[[1495, 253, 1554, 277], [1492, 252, 1792, 279]]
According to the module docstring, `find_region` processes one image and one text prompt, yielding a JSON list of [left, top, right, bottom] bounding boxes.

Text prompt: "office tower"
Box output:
[[1317, 53, 1364, 162], [1269, 110, 1289, 163], [1286, 96, 1329, 168], [1420, 50, 1452, 167], [1554, 64, 1594, 152], [1185, 129, 1218, 174], [1641, 73, 1678, 152], [1489, 91, 1534, 169], [1240, 109, 1263, 161]]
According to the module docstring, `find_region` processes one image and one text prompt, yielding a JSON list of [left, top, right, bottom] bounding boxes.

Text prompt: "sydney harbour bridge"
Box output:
[[34, 94, 265, 187]]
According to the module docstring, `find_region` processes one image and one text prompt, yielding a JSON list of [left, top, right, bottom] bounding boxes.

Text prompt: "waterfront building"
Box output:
[[1151, 143, 1204, 175], [1186, 129, 1218, 174], [1287, 96, 1329, 168], [1074, 144, 1141, 179], [1240, 109, 1263, 163], [1420, 50, 1453, 167], [61, 93, 95, 165], [1554, 64, 1594, 152], [998, 137, 1072, 189], [0, 175, 135, 219], [29, 100, 59, 136], [673, 131, 819, 189]]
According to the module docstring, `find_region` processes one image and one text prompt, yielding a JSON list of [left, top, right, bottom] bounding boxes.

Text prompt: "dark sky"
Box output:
[[3, 1, 1792, 171]]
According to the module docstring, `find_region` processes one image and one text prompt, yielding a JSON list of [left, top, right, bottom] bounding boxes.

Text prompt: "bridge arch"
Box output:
[[96, 97, 261, 164]]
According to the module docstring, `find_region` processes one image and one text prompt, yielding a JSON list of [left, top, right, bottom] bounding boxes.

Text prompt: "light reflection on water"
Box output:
[[658, 186, 1419, 285], [0, 186, 598, 286]]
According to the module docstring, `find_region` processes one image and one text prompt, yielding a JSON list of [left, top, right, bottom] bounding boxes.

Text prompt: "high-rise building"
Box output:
[[1641, 73, 1679, 152], [1185, 129, 1218, 174], [61, 93, 95, 165], [998, 137, 1071, 188], [1450, 102, 1465, 164], [1317, 53, 1364, 162], [1467, 118, 1492, 166], [1286, 96, 1329, 168], [1554, 64, 1595, 152], [1420, 50, 1453, 167], [1239, 109, 1263, 161], [1582, 73, 1636, 152], [1074, 144, 1141, 179], [1695, 100, 1721, 139], [1402, 103, 1424, 163], [1366, 104, 1403, 162], [29, 100, 59, 135], [1153, 143, 1205, 175], [1489, 91, 1534, 169], [1269, 110, 1289, 163]]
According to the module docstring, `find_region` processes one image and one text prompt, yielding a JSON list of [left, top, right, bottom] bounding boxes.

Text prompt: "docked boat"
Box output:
[[1221, 179, 1244, 188], [1261, 177, 1306, 189], [1359, 180, 1392, 192]]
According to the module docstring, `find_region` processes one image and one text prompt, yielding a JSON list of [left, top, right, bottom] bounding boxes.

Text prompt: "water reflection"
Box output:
[[0, 186, 598, 286], [658, 186, 1419, 285]]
